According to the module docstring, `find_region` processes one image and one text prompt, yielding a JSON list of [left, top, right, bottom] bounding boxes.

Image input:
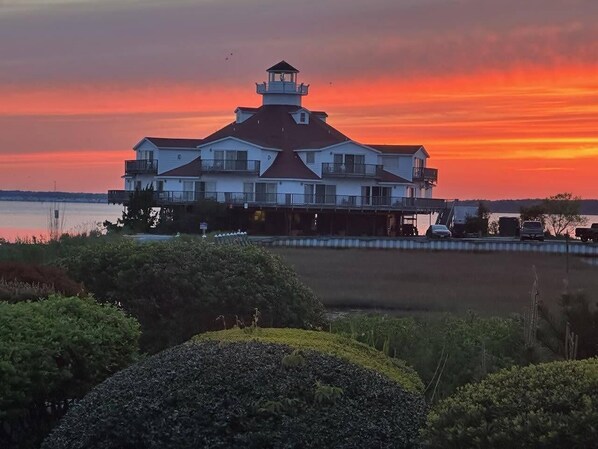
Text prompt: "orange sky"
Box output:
[[1, 0, 597, 200]]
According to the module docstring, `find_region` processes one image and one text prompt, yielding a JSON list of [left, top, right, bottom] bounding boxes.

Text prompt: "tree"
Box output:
[[520, 203, 546, 224], [104, 186, 157, 233], [464, 201, 490, 236], [542, 193, 587, 236]]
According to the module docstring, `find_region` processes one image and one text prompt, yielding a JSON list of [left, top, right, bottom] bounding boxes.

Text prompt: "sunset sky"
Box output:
[[1, 0, 597, 199]]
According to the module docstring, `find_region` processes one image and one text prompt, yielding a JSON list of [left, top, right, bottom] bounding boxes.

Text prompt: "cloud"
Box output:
[[1, 0, 598, 87]]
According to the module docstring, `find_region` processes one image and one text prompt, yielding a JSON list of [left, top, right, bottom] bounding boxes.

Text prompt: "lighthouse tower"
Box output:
[[256, 60, 309, 107]]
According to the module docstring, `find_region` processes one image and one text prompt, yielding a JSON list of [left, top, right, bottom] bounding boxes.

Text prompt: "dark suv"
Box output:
[[520, 221, 544, 241]]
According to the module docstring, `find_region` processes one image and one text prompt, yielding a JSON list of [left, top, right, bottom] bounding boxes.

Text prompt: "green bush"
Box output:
[[195, 327, 423, 393], [58, 239, 326, 353], [422, 358, 598, 448], [0, 295, 140, 449], [42, 329, 425, 449], [331, 313, 529, 401], [0, 233, 117, 265]]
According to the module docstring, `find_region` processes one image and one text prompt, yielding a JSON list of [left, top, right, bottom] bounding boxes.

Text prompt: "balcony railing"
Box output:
[[108, 190, 447, 212], [321, 163, 383, 178], [125, 159, 158, 175], [256, 82, 309, 95], [413, 167, 438, 183], [199, 159, 260, 174]]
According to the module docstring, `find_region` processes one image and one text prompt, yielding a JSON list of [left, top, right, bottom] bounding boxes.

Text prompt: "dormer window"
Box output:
[[300, 112, 306, 123], [306, 152, 315, 164]]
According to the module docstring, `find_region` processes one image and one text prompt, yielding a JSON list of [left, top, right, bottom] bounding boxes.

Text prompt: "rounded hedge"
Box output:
[[43, 329, 425, 449], [0, 295, 140, 448], [58, 239, 326, 353], [423, 358, 598, 449]]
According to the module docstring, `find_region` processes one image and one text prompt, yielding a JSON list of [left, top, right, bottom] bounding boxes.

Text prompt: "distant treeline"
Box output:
[[0, 190, 107, 203], [459, 199, 598, 215]]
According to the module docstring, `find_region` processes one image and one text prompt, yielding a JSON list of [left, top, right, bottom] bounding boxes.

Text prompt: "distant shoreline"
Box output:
[[1, 190, 597, 214], [0, 190, 107, 204]]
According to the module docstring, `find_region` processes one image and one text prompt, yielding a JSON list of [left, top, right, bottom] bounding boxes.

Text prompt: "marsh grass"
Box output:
[[271, 248, 598, 316]]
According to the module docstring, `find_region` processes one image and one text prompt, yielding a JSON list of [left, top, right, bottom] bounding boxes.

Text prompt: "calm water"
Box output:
[[0, 201, 596, 242], [0, 201, 123, 242]]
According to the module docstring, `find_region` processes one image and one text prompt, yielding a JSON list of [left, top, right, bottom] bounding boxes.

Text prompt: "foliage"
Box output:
[[104, 186, 157, 233], [538, 291, 598, 359], [0, 279, 57, 303], [0, 232, 117, 265], [0, 295, 140, 449], [196, 328, 423, 393], [422, 358, 598, 449], [330, 313, 530, 402], [42, 336, 425, 449], [58, 239, 326, 353], [520, 203, 546, 224], [542, 192, 587, 236], [464, 202, 490, 236], [0, 262, 82, 302]]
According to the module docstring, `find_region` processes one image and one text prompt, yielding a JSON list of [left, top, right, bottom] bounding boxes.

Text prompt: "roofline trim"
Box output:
[[296, 140, 381, 153], [198, 136, 283, 152], [132, 137, 159, 151]]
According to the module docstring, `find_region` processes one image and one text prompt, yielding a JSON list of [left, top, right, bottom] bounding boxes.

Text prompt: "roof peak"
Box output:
[[267, 60, 299, 73]]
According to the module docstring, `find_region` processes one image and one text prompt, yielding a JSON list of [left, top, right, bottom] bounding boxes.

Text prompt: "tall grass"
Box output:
[[330, 313, 544, 402]]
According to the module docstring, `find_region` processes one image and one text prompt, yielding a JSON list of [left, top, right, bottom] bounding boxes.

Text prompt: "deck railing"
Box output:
[[199, 159, 260, 174], [125, 159, 158, 174], [108, 190, 446, 212], [413, 167, 438, 183], [321, 163, 383, 178]]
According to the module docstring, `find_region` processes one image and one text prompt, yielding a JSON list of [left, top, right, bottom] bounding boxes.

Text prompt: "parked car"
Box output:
[[520, 221, 544, 241], [575, 223, 598, 243], [426, 224, 452, 239]]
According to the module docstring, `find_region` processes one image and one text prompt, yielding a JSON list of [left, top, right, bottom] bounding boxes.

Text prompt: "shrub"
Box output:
[[0, 295, 140, 449], [422, 358, 598, 449], [331, 313, 529, 401], [195, 328, 424, 393], [538, 291, 598, 359], [59, 239, 326, 353], [0, 262, 82, 302], [42, 329, 425, 449]]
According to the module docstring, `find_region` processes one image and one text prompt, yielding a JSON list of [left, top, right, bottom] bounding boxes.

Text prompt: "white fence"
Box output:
[[260, 237, 598, 256]]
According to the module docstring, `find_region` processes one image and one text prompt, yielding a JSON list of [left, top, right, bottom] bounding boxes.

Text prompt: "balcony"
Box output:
[[125, 159, 158, 175], [199, 159, 260, 175], [256, 82, 309, 95], [412, 167, 438, 183], [107, 190, 447, 213], [321, 163, 383, 179]]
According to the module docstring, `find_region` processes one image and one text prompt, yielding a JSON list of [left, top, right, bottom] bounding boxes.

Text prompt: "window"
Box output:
[[300, 112, 306, 122], [304, 184, 336, 204], [214, 150, 248, 170], [361, 186, 391, 205], [255, 183, 277, 203], [306, 152, 315, 164], [243, 182, 254, 201], [332, 154, 365, 174]]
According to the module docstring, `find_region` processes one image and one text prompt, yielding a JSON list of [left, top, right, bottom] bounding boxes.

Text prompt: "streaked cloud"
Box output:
[[1, 0, 597, 197]]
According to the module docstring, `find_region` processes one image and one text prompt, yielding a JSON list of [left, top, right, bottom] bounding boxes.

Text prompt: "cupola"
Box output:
[[256, 60, 309, 106]]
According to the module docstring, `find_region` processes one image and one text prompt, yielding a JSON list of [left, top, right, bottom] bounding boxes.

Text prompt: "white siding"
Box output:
[[159, 149, 200, 174]]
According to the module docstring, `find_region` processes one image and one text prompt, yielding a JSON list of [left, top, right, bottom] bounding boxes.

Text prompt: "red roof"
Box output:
[[378, 170, 410, 183], [159, 157, 201, 177], [146, 137, 203, 149], [202, 105, 349, 179], [366, 144, 423, 155], [235, 107, 260, 112]]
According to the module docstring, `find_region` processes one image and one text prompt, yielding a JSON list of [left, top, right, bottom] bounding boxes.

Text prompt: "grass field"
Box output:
[[270, 248, 598, 316]]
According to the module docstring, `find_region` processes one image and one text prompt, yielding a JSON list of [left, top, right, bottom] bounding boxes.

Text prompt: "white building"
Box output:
[[109, 61, 445, 235]]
